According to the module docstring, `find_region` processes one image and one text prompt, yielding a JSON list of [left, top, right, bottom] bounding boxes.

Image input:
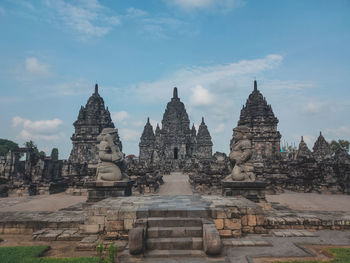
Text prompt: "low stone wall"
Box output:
[[0, 211, 84, 234]]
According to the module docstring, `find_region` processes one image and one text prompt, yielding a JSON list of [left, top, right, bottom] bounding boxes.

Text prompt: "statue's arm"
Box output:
[[105, 134, 123, 162], [237, 141, 252, 164]]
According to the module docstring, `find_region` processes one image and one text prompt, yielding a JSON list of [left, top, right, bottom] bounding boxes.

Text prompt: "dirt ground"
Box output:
[[266, 190, 350, 212]]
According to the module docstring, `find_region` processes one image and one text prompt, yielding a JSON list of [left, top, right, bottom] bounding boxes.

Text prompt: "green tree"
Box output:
[[0, 139, 19, 156], [24, 140, 40, 158], [330, 139, 350, 153], [50, 148, 59, 161]]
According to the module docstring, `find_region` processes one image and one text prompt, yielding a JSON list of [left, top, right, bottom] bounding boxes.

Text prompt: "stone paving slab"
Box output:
[[272, 230, 318, 237]]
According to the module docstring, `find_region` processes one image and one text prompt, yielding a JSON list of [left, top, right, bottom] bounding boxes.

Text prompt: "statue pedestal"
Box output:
[[221, 181, 267, 203], [86, 180, 135, 203]]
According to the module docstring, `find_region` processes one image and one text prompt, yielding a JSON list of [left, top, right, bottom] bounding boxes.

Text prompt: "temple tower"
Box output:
[[196, 117, 213, 160], [139, 117, 156, 164], [313, 132, 331, 160], [234, 80, 281, 161], [138, 88, 213, 170], [69, 84, 119, 166]]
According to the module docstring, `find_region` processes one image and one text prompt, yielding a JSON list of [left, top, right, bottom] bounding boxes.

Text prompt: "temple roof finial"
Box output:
[[147, 117, 150, 123], [95, 83, 98, 94], [301, 136, 304, 142], [254, 80, 257, 91], [201, 117, 204, 124], [173, 87, 178, 99]]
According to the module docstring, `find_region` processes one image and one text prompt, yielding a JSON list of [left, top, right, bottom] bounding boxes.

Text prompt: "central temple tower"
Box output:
[[139, 88, 212, 170]]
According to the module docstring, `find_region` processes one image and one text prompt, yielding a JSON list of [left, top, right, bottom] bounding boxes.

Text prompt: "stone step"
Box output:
[[147, 226, 202, 238], [147, 217, 203, 228], [147, 237, 203, 250], [148, 208, 208, 218], [146, 249, 206, 258]]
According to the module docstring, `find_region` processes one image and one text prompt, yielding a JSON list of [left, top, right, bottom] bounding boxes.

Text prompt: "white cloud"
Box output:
[[12, 116, 63, 141], [131, 121, 144, 127], [45, 0, 121, 38], [136, 54, 284, 101], [213, 123, 225, 134], [190, 85, 214, 106], [111, 111, 129, 123], [325, 126, 350, 139], [19, 130, 61, 141], [119, 128, 140, 142], [126, 7, 147, 18], [167, 0, 245, 11], [25, 57, 50, 76], [303, 102, 326, 114], [12, 116, 62, 132]]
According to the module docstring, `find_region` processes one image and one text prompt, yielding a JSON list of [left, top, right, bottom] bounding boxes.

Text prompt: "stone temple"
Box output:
[[233, 80, 281, 162], [69, 84, 121, 166], [139, 87, 213, 170]]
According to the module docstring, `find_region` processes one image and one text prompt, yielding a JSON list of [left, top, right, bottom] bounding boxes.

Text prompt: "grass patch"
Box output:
[[274, 247, 350, 263], [0, 246, 98, 263]]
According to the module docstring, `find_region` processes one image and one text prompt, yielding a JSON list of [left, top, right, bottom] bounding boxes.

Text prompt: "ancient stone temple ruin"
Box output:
[[139, 88, 213, 170], [69, 84, 120, 166], [234, 80, 281, 162]]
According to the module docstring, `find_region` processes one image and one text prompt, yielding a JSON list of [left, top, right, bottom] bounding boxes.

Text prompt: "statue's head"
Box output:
[[97, 128, 119, 143], [233, 125, 251, 140]]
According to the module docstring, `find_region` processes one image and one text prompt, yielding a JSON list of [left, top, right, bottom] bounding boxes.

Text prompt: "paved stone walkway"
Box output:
[[0, 193, 86, 212], [158, 172, 192, 195], [267, 190, 350, 212]]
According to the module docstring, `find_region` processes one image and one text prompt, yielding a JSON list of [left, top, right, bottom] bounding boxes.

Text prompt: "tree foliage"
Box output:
[[0, 139, 19, 156], [51, 148, 59, 161], [330, 139, 350, 154]]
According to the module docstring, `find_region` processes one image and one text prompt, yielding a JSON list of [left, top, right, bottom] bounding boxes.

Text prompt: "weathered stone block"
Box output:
[[224, 219, 241, 230], [214, 219, 224, 230], [203, 224, 222, 256], [247, 215, 257, 226], [129, 227, 145, 255], [107, 220, 124, 231], [218, 229, 232, 237]]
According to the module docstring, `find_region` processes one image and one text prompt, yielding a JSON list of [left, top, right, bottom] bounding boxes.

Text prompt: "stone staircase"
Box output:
[[145, 217, 205, 257]]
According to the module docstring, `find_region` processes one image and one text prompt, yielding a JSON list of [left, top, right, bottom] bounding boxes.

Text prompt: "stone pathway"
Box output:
[[0, 193, 86, 212], [158, 172, 192, 195]]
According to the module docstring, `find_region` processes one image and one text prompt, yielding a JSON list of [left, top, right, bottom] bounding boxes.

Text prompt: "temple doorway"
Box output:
[[174, 147, 178, 159]]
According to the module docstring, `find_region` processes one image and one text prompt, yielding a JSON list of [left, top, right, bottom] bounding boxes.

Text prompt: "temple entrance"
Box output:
[[174, 147, 178, 159]]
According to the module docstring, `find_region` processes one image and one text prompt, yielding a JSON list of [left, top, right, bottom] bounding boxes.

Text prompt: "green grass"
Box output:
[[274, 247, 350, 263], [0, 246, 98, 263]]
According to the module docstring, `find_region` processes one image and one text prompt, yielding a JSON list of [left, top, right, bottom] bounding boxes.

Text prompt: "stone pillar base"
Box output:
[[86, 180, 135, 203], [221, 181, 267, 203]]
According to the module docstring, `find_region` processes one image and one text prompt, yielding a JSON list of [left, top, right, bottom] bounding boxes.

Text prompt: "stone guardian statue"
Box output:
[[225, 125, 255, 182], [96, 128, 126, 181]]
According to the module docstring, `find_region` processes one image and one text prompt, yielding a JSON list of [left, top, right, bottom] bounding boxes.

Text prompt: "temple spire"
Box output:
[[201, 117, 204, 124], [95, 83, 98, 94], [301, 136, 304, 142], [147, 117, 150, 123], [254, 80, 257, 91], [173, 87, 178, 99]]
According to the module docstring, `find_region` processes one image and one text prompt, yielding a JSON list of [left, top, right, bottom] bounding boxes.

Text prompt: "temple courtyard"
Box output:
[[0, 173, 349, 262]]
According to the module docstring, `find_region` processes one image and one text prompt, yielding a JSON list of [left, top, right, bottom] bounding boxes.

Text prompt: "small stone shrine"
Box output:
[[69, 84, 118, 166]]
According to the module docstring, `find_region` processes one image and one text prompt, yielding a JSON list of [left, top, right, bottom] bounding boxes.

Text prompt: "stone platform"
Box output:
[[221, 181, 267, 203], [86, 180, 135, 203], [82, 195, 265, 239]]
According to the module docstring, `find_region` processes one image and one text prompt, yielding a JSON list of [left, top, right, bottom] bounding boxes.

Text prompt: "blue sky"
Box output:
[[0, 0, 349, 158]]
